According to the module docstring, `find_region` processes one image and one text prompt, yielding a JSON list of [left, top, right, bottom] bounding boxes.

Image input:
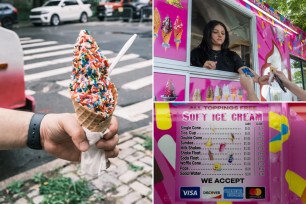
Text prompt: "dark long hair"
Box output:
[[199, 20, 230, 53]]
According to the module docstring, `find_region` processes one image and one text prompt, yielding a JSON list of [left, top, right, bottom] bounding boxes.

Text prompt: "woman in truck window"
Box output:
[[191, 20, 246, 73]]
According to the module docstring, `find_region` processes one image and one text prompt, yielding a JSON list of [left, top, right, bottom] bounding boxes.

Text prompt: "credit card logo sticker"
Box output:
[[224, 187, 243, 199], [180, 187, 200, 199], [246, 187, 265, 199], [202, 186, 222, 199]]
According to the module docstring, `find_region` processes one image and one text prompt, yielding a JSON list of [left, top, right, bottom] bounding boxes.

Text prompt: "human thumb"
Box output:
[[62, 114, 89, 152]]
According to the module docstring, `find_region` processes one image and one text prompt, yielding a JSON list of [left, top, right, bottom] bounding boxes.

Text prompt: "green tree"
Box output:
[[264, 0, 306, 31]]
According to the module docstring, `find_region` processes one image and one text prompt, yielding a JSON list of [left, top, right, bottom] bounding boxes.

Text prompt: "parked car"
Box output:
[[0, 27, 35, 111], [0, 3, 18, 29], [120, 0, 151, 22], [29, 0, 92, 26], [97, 0, 126, 21]]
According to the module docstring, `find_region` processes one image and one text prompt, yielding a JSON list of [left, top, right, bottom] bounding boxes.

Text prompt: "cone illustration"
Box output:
[[173, 15, 183, 50], [154, 7, 161, 42], [223, 84, 230, 101], [206, 86, 214, 101], [161, 16, 172, 50], [70, 30, 118, 132]]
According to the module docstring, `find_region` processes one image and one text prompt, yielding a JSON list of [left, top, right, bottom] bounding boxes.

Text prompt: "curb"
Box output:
[[0, 125, 152, 191]]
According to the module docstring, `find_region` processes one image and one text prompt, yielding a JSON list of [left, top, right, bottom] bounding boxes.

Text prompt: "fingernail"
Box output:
[[80, 141, 89, 151]]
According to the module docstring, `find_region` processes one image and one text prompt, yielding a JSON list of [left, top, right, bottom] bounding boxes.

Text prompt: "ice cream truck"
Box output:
[[153, 0, 306, 101]]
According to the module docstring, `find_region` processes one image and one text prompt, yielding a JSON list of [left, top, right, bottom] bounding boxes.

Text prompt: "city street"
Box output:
[[0, 20, 152, 181]]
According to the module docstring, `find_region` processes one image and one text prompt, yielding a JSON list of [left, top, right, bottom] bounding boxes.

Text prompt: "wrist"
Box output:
[[27, 113, 47, 150]]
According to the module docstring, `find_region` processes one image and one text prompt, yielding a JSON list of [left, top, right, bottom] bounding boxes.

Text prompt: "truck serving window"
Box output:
[[190, 0, 252, 72]]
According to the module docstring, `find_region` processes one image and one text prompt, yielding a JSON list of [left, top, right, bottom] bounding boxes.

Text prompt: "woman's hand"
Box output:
[[203, 61, 217, 69]]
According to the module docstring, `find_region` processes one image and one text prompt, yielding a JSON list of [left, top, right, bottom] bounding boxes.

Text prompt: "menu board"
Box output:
[[174, 104, 270, 202]]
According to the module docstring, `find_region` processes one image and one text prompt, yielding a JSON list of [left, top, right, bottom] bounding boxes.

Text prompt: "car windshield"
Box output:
[[43, 1, 61, 6], [106, 0, 121, 2]]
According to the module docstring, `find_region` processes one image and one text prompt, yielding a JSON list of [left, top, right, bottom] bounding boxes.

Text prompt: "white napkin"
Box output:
[[81, 128, 110, 177]]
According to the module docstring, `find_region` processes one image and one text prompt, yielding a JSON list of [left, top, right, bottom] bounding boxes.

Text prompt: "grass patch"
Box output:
[[39, 176, 92, 204], [7, 180, 24, 195], [129, 164, 144, 172], [134, 133, 152, 151], [142, 136, 152, 151]]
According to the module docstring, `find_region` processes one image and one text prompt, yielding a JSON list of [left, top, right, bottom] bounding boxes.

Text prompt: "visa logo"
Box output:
[[180, 187, 200, 199]]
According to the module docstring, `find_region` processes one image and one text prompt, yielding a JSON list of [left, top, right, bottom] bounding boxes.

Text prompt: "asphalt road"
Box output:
[[0, 20, 152, 181]]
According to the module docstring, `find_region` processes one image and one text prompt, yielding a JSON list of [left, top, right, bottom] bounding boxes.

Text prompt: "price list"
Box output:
[[175, 104, 270, 201]]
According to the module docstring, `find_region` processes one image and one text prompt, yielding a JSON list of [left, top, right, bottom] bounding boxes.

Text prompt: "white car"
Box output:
[[29, 0, 92, 26]]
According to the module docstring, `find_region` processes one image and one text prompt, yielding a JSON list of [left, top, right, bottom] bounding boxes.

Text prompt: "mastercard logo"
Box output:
[[246, 187, 265, 199], [249, 188, 262, 196]]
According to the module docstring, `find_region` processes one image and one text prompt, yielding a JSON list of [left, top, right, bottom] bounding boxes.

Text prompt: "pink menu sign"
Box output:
[[154, 0, 188, 61], [174, 104, 270, 202]]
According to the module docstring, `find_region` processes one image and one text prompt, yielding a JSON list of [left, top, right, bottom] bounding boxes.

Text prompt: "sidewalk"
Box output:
[[0, 125, 152, 204]]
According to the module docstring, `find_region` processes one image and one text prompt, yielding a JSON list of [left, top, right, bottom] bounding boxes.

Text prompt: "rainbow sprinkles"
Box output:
[[70, 30, 116, 119]]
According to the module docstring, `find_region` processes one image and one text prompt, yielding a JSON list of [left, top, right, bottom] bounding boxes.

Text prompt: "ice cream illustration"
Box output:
[[213, 163, 221, 171], [228, 153, 234, 163], [154, 7, 161, 42], [206, 86, 214, 101], [214, 85, 222, 101], [231, 86, 237, 101], [173, 15, 183, 50], [238, 88, 243, 101], [192, 88, 202, 101], [161, 79, 177, 101], [219, 143, 226, 152], [223, 84, 230, 101], [166, 0, 183, 8], [205, 138, 213, 147], [210, 124, 216, 133], [70, 30, 118, 132], [230, 133, 235, 142], [161, 16, 172, 50], [208, 150, 214, 160]]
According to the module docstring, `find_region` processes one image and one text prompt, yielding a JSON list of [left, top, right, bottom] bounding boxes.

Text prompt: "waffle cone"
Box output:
[[72, 83, 118, 132], [174, 30, 183, 41], [162, 30, 172, 44]]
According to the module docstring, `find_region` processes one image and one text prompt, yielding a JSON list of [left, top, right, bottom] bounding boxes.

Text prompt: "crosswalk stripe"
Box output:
[[24, 49, 114, 61], [25, 59, 148, 81], [25, 66, 71, 81], [24, 49, 72, 61], [24, 57, 72, 70], [24, 44, 74, 55], [111, 60, 152, 75], [58, 90, 70, 98], [56, 79, 71, 87], [108, 53, 139, 64], [22, 41, 58, 49], [25, 89, 36, 96], [121, 75, 152, 90], [114, 99, 152, 122], [24, 52, 135, 70], [20, 39, 44, 44], [20, 37, 31, 41]]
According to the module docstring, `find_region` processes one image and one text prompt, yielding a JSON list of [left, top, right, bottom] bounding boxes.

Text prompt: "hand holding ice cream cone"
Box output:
[[70, 30, 118, 176]]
